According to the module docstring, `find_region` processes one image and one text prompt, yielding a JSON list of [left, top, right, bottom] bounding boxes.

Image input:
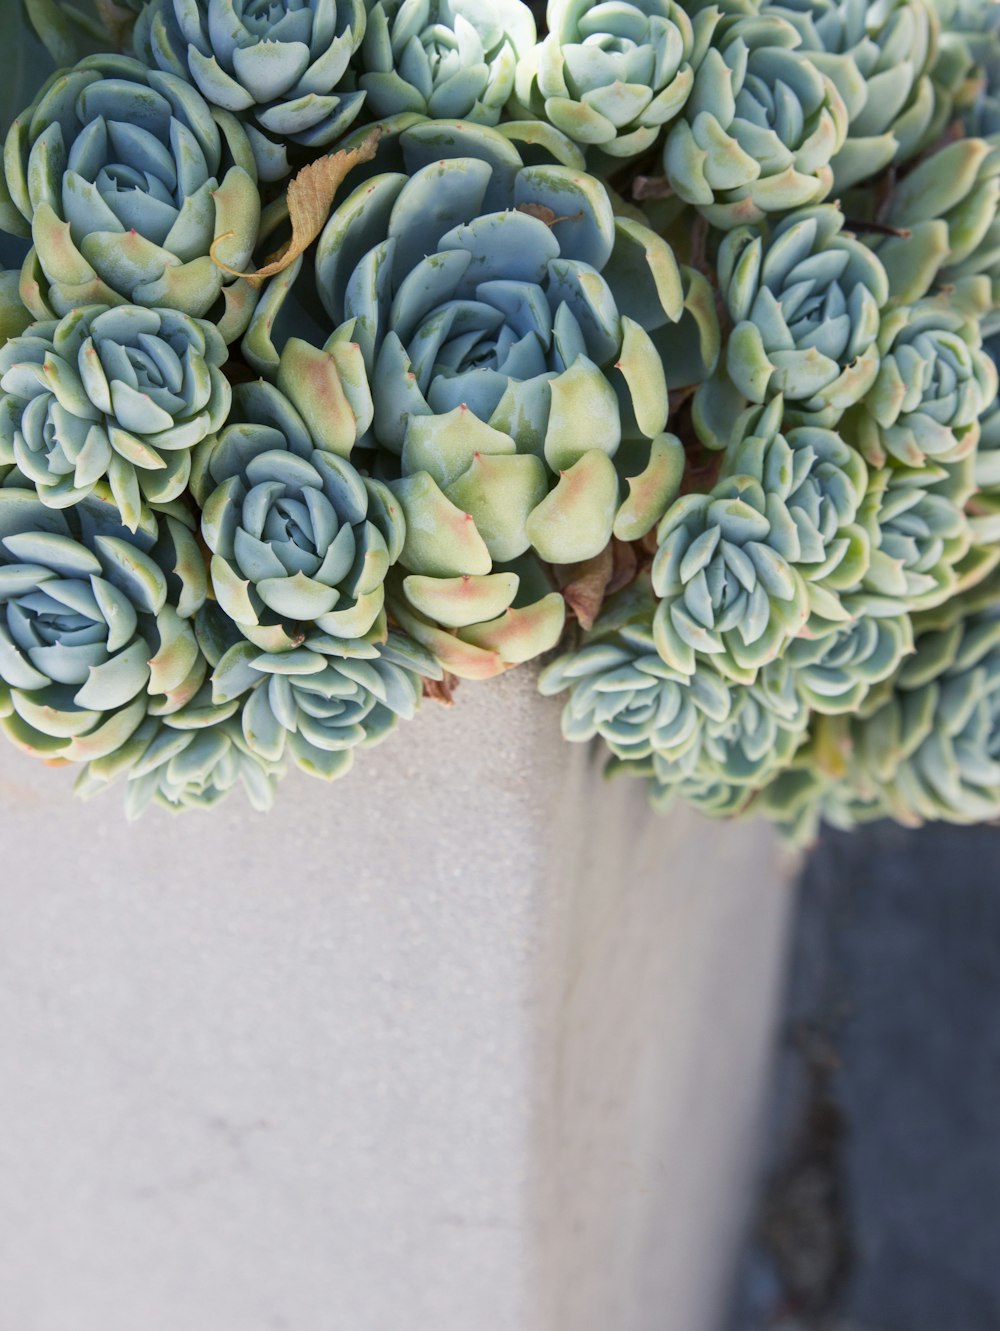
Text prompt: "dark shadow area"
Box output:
[[729, 822, 1000, 1331]]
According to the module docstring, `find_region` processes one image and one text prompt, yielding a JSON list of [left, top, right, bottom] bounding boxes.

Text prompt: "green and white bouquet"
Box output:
[[1, 0, 999, 836]]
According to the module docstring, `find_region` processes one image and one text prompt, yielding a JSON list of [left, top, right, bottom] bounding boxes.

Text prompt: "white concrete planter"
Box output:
[[0, 670, 796, 1331]]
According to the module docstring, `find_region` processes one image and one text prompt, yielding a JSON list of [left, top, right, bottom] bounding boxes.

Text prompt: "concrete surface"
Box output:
[[729, 821, 1000, 1331], [0, 669, 796, 1331]]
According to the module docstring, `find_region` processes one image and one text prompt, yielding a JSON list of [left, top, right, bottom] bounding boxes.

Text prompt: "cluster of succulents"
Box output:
[[0, 0, 999, 835]]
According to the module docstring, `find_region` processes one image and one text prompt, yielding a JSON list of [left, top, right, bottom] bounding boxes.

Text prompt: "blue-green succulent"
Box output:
[[210, 627, 442, 779], [662, 11, 849, 229], [513, 0, 713, 159], [837, 595, 1000, 825], [0, 54, 261, 338], [651, 477, 812, 684], [760, 0, 943, 191], [0, 484, 207, 763], [195, 372, 405, 652], [846, 298, 998, 468], [787, 608, 914, 713], [0, 0, 997, 829], [358, 0, 535, 126], [246, 118, 718, 678], [710, 206, 888, 431], [136, 0, 369, 180], [0, 303, 230, 529]]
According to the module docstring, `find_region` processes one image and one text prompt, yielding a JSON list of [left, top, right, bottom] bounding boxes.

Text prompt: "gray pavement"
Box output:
[[729, 821, 1000, 1331]]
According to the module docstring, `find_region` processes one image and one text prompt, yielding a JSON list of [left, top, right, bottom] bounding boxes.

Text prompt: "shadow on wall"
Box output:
[[728, 821, 1000, 1331]]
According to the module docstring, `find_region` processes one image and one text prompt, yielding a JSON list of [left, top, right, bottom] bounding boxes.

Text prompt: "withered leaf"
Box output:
[[562, 543, 615, 631], [606, 539, 639, 597], [631, 175, 674, 201], [210, 128, 382, 286], [424, 673, 460, 706]]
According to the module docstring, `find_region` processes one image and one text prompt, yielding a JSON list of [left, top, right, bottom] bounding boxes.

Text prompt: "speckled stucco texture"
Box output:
[[0, 668, 795, 1331]]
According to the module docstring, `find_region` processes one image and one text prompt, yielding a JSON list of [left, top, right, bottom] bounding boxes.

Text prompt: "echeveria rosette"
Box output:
[[787, 608, 915, 713], [843, 299, 998, 470], [135, 0, 368, 182], [857, 457, 976, 614], [841, 604, 1000, 825], [931, 0, 1000, 136], [0, 54, 261, 337], [357, 0, 535, 126], [208, 626, 442, 780], [0, 484, 208, 764], [512, 0, 715, 160], [538, 579, 734, 772], [721, 394, 870, 625], [760, 0, 943, 191], [651, 477, 811, 686], [751, 743, 885, 841], [873, 136, 1000, 314], [247, 119, 719, 678], [636, 657, 811, 812], [538, 574, 810, 806], [83, 596, 285, 816], [704, 207, 888, 439], [72, 658, 286, 817], [0, 304, 230, 530], [196, 375, 404, 654], [662, 12, 849, 230]]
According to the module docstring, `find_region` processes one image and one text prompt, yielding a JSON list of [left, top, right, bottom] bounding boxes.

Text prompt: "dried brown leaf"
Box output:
[[562, 544, 615, 631], [631, 174, 673, 201], [424, 673, 460, 706], [606, 539, 639, 597], [210, 129, 382, 286]]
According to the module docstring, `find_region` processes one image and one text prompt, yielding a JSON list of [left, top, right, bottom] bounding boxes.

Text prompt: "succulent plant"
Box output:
[[246, 118, 718, 678], [195, 371, 404, 653], [73, 670, 286, 815], [135, 0, 368, 181], [0, 54, 260, 337], [512, 0, 713, 159], [0, 0, 998, 829], [845, 298, 998, 469], [0, 303, 230, 529], [538, 578, 732, 767], [110, 715, 286, 814], [721, 394, 870, 622], [640, 656, 811, 802], [651, 476, 811, 685], [858, 458, 975, 613], [708, 206, 888, 431], [787, 608, 914, 712], [358, 0, 534, 126], [0, 484, 207, 763], [540, 575, 810, 788], [662, 11, 849, 229], [209, 626, 441, 779], [841, 600, 1000, 824], [931, 0, 1000, 136], [760, 0, 943, 191], [873, 136, 1000, 312]]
